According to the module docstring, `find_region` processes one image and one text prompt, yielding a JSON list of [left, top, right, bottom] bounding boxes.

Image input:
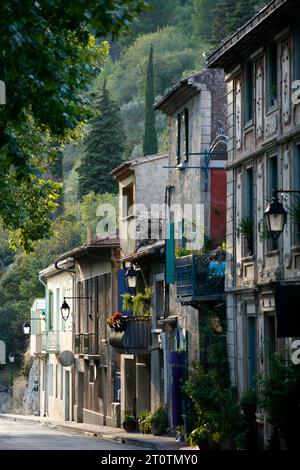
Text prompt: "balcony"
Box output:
[[75, 333, 99, 356], [108, 317, 151, 355], [41, 331, 60, 354], [176, 255, 225, 303]]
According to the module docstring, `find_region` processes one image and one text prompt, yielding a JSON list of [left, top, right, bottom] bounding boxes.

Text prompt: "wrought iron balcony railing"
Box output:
[[75, 333, 99, 356], [176, 255, 225, 301], [41, 330, 60, 353]]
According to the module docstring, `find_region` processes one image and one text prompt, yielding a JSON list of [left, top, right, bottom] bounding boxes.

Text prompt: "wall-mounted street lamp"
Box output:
[[60, 296, 91, 322], [23, 317, 45, 335], [264, 189, 300, 239]]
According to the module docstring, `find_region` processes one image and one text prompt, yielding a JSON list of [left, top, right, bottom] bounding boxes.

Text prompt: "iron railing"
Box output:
[[41, 330, 60, 353], [75, 333, 99, 356], [176, 255, 225, 299]]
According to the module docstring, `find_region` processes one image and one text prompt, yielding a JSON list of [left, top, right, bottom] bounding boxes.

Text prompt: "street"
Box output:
[[0, 420, 144, 450]]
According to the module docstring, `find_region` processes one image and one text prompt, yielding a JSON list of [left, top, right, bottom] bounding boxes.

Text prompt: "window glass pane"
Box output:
[[268, 43, 278, 108]]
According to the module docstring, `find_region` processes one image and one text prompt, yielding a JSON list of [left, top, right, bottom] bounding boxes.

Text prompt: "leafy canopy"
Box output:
[[0, 0, 147, 250]]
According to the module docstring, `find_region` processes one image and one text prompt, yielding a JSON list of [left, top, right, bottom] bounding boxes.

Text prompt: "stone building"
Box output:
[[207, 0, 300, 445], [36, 262, 74, 420], [54, 238, 120, 427], [110, 154, 168, 421], [155, 69, 227, 429]]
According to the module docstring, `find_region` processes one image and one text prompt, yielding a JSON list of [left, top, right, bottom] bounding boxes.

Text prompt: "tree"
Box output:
[[191, 0, 223, 42], [0, 0, 147, 250], [211, 0, 266, 47], [77, 83, 126, 199], [143, 45, 158, 156]]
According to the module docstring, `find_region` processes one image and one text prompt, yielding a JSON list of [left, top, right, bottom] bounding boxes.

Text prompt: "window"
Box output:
[[267, 155, 278, 250], [245, 62, 253, 123], [247, 316, 257, 390], [89, 364, 95, 384], [60, 365, 64, 400], [122, 184, 134, 218], [48, 364, 53, 396], [176, 108, 189, 163], [42, 362, 46, 392], [56, 287, 60, 331], [245, 167, 254, 255], [264, 314, 276, 378], [267, 43, 278, 108], [55, 364, 58, 398]]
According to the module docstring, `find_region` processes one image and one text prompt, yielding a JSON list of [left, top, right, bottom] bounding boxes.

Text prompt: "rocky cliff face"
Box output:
[[23, 358, 39, 415]]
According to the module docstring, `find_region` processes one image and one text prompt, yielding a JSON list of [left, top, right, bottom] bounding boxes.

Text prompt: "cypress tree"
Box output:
[[143, 44, 158, 156], [77, 82, 125, 200]]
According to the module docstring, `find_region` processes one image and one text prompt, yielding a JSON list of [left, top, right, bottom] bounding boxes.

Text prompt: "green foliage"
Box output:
[[109, 27, 200, 105], [123, 287, 152, 316], [122, 293, 134, 312], [211, 0, 266, 47], [260, 352, 300, 449], [138, 410, 153, 434], [79, 192, 119, 241], [151, 405, 168, 435], [123, 415, 137, 423], [236, 217, 254, 239], [0, 0, 147, 248], [240, 389, 257, 407], [77, 83, 125, 199], [183, 306, 243, 447], [143, 45, 158, 156], [191, 0, 223, 42], [0, 212, 82, 360]]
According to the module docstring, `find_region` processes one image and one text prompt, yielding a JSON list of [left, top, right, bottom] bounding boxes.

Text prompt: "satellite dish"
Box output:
[[58, 350, 75, 367]]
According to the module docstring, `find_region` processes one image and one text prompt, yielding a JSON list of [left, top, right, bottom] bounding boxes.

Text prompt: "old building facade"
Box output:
[[155, 69, 228, 429], [55, 239, 121, 427], [110, 154, 168, 422], [36, 262, 74, 420], [207, 0, 300, 445]]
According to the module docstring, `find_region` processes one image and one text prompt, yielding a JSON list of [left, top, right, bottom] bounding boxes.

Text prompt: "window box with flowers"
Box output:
[[107, 312, 127, 332], [108, 288, 152, 355]]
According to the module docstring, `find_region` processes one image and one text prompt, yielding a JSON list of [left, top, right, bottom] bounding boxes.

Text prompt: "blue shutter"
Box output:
[[166, 222, 175, 284]]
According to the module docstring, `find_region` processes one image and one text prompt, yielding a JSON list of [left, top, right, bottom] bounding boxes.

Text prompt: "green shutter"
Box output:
[[166, 222, 175, 284]]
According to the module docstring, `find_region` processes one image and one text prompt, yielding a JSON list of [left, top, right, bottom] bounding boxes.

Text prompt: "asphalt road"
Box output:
[[0, 420, 143, 450]]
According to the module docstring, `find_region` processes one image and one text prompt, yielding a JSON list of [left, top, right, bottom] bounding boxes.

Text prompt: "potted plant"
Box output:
[[123, 287, 152, 317], [138, 410, 152, 434], [151, 405, 168, 436], [188, 426, 210, 451], [237, 217, 254, 255], [240, 389, 258, 451], [122, 415, 138, 432]]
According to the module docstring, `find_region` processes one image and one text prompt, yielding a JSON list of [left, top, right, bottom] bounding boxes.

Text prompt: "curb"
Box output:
[[0, 414, 174, 450]]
